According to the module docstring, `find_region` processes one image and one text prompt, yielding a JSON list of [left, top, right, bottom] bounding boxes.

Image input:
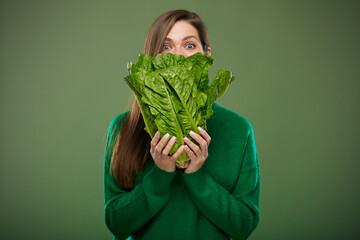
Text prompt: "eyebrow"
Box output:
[[164, 35, 198, 42]]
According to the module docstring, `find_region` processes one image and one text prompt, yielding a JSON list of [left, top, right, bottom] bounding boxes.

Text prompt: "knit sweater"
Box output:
[[103, 102, 260, 240]]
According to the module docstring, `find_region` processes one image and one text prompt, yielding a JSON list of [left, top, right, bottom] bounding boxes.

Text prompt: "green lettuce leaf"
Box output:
[[124, 52, 235, 168]]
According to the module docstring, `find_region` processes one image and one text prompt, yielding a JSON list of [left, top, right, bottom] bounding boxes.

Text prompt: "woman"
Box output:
[[104, 9, 260, 240]]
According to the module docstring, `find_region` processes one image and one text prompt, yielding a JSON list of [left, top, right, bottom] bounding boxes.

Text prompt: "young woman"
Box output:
[[104, 9, 260, 240]]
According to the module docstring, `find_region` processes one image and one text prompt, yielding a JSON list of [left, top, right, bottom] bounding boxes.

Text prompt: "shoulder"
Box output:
[[210, 102, 254, 136], [111, 111, 130, 128], [108, 111, 130, 131], [104, 111, 130, 159], [105, 111, 130, 142]]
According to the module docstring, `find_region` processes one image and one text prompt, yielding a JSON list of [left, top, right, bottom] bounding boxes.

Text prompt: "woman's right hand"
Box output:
[[150, 131, 185, 172]]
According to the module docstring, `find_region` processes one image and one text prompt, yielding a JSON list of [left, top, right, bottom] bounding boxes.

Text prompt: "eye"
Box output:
[[163, 45, 171, 50], [186, 44, 195, 49]]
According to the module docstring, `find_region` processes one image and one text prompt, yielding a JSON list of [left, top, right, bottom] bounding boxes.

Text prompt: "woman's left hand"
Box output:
[[183, 126, 211, 174]]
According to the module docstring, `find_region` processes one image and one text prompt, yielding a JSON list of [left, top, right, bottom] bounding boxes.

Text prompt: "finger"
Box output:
[[171, 145, 185, 159], [197, 126, 211, 145], [189, 131, 207, 154], [162, 136, 177, 155], [189, 130, 207, 147], [151, 131, 161, 147], [184, 145, 196, 160], [155, 133, 171, 153], [184, 136, 201, 156]]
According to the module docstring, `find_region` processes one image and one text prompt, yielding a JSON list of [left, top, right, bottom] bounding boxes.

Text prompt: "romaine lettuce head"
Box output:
[[124, 52, 235, 168]]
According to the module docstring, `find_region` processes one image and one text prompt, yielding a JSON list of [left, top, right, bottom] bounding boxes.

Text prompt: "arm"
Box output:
[[103, 114, 176, 239], [181, 126, 260, 240]]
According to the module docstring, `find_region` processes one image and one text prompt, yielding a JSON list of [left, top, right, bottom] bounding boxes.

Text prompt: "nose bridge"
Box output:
[[174, 46, 185, 56], [173, 46, 182, 55]]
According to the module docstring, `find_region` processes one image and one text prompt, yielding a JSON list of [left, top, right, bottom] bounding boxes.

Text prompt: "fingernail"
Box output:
[[164, 133, 170, 138], [156, 131, 160, 135], [171, 136, 176, 141], [184, 136, 189, 141], [198, 126, 203, 131], [179, 146, 184, 150], [190, 131, 195, 135]]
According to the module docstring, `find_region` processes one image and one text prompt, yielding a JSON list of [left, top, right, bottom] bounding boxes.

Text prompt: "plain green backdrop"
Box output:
[[1, 0, 359, 239]]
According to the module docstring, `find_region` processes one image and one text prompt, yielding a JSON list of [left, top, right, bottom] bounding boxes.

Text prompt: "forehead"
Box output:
[[166, 20, 200, 41]]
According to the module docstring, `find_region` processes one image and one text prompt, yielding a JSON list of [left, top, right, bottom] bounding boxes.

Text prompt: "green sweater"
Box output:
[[103, 102, 260, 240]]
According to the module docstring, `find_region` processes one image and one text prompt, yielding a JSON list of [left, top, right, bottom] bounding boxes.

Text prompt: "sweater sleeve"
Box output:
[[103, 114, 177, 240], [181, 125, 260, 240]]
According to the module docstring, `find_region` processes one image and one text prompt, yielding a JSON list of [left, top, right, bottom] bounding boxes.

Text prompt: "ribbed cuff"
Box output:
[[143, 164, 177, 195], [181, 167, 218, 193]]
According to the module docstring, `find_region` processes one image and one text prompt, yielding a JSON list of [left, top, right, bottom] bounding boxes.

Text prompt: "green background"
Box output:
[[1, 0, 359, 239]]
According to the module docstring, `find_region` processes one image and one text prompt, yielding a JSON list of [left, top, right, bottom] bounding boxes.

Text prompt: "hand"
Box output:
[[150, 131, 185, 172], [183, 127, 211, 174]]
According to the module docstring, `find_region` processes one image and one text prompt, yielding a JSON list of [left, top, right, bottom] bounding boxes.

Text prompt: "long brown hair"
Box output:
[[109, 9, 210, 188]]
